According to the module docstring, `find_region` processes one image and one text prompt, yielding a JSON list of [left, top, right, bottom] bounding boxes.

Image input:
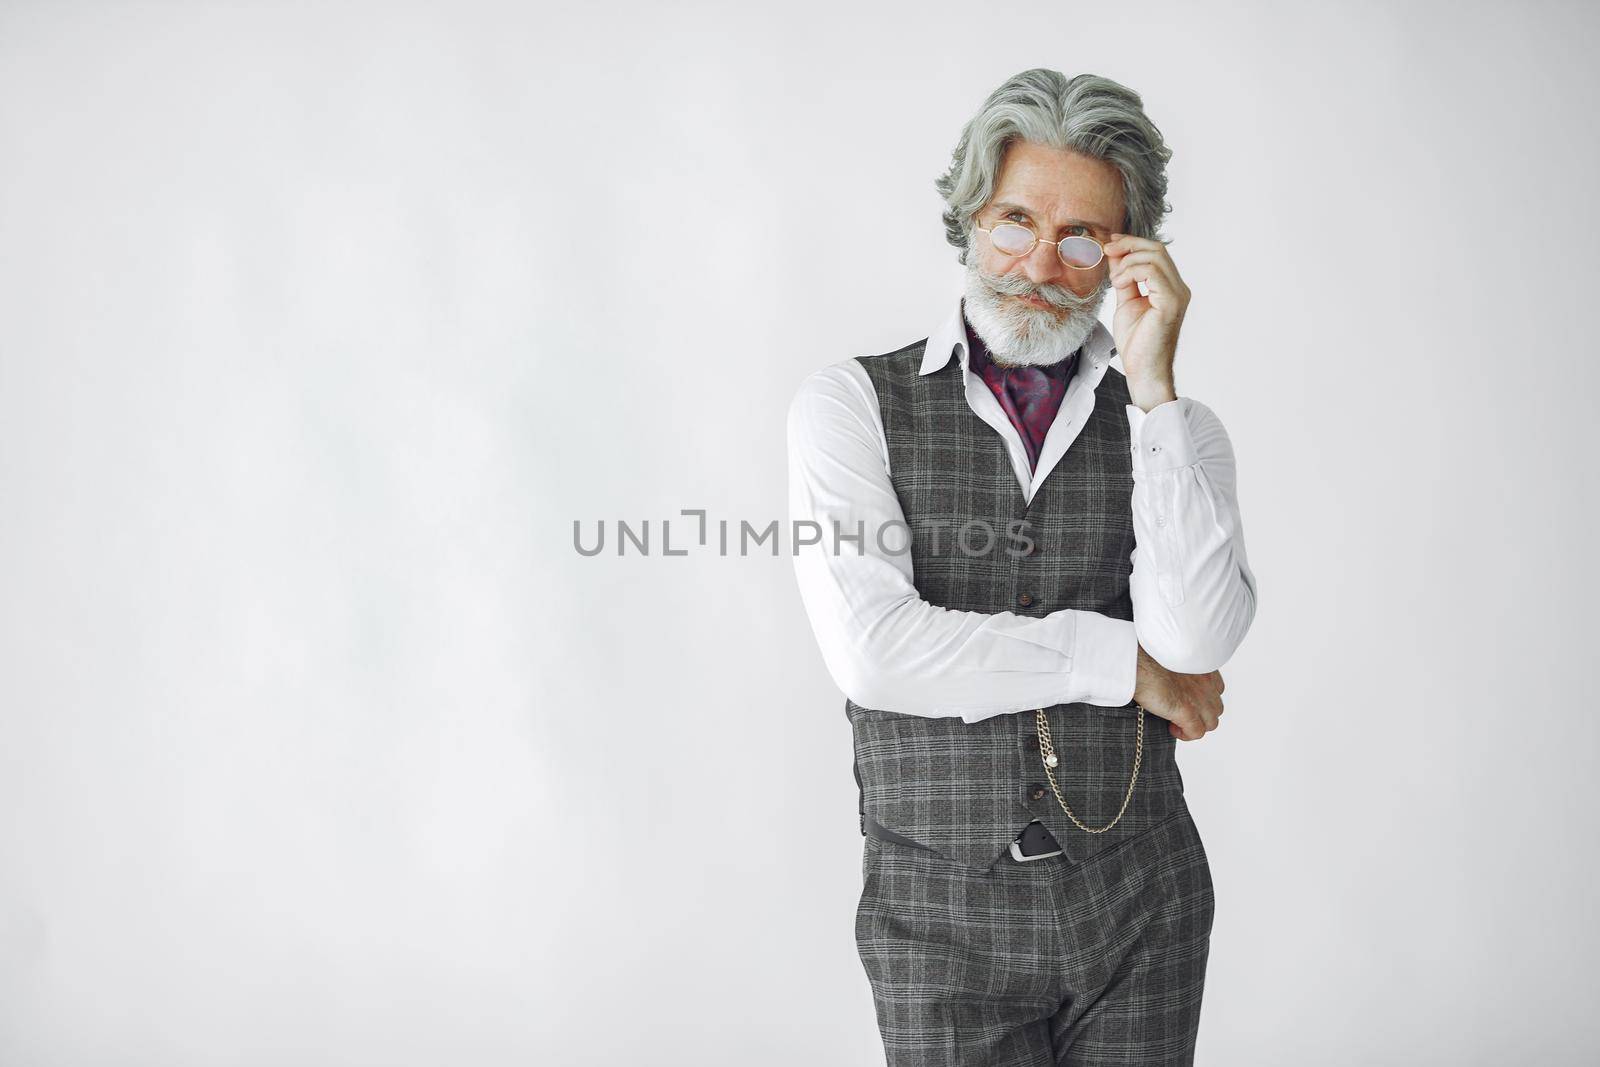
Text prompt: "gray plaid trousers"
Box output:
[[854, 803, 1215, 1066]]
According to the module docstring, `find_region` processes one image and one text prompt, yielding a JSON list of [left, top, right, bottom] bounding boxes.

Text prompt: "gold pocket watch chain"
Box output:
[[1034, 704, 1146, 834]]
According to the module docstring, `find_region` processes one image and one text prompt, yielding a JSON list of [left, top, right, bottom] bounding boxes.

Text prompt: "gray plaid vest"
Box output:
[[847, 339, 1189, 870]]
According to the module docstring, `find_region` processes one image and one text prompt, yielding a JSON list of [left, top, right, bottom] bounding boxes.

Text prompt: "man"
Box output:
[[786, 70, 1257, 1066]]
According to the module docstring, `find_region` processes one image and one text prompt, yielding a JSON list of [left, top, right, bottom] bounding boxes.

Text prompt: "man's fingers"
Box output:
[[1111, 262, 1144, 305], [1109, 252, 1182, 300]]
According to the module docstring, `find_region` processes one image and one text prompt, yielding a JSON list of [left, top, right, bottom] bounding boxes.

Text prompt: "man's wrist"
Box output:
[[1126, 376, 1178, 413]]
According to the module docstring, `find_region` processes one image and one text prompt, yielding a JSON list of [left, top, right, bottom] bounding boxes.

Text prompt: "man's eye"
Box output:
[[1066, 225, 1090, 237]]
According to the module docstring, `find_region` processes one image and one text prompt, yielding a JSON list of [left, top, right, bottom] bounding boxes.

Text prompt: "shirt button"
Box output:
[[1156, 515, 1166, 527], [1150, 445, 1162, 454], [1017, 593, 1033, 607], [1030, 787, 1047, 801]]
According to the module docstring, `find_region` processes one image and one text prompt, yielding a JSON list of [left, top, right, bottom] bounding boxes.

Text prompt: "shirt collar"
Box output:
[[919, 293, 1118, 378]]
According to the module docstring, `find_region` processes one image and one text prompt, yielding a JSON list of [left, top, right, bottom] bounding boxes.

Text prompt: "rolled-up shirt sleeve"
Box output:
[[1124, 396, 1258, 674], [786, 361, 1138, 722]]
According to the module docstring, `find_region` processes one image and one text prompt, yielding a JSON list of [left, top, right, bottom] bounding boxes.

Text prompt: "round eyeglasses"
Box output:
[[974, 220, 1106, 270]]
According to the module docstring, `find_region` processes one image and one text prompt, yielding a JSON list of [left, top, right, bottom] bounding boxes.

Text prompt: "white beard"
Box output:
[[962, 253, 1110, 367]]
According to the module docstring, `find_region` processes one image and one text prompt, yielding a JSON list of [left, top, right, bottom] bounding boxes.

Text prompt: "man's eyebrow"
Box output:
[[989, 201, 1115, 236]]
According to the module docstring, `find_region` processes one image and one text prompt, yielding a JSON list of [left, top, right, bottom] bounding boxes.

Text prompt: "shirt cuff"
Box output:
[[1068, 612, 1138, 707], [1126, 397, 1199, 474]]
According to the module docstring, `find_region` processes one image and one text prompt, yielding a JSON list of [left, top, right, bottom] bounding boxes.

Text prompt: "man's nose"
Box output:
[[1019, 240, 1065, 288]]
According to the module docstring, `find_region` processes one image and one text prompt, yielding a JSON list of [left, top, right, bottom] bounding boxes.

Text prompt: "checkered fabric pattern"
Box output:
[[848, 340, 1190, 871], [854, 803, 1215, 1066]]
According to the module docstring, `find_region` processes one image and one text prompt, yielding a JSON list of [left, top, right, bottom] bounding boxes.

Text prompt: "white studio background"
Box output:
[[1, 2, 1595, 1065]]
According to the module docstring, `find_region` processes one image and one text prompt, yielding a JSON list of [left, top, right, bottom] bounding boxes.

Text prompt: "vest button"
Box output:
[[1017, 593, 1033, 607], [1030, 787, 1047, 801], [1025, 735, 1039, 749]]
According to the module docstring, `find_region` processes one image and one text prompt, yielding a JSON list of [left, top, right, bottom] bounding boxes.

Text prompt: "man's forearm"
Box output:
[[793, 546, 1140, 720], [1124, 395, 1258, 672]]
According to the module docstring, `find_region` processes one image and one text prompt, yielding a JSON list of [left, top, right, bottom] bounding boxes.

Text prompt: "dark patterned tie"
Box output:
[[964, 319, 1077, 474], [1004, 366, 1053, 437]]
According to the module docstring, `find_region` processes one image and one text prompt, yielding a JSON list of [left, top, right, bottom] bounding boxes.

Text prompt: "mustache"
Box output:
[[977, 266, 1105, 312]]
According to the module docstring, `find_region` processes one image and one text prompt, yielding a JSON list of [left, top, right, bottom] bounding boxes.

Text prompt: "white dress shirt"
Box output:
[[786, 295, 1257, 723]]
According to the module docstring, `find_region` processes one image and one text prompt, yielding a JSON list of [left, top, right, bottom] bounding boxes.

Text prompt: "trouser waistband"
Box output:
[[862, 815, 1064, 861]]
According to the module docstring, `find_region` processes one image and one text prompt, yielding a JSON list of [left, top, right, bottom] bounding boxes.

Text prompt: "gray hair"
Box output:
[[935, 69, 1174, 264]]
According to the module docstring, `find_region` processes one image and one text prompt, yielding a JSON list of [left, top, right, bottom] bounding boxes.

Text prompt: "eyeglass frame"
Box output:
[[972, 219, 1107, 270]]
